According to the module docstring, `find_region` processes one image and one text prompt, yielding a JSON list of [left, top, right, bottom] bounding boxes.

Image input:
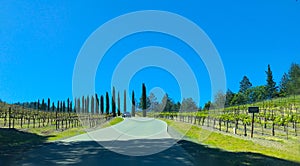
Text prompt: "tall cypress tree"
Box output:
[[63, 101, 66, 112], [95, 94, 99, 114], [82, 96, 85, 113], [112, 87, 116, 117], [106, 92, 110, 115], [265, 64, 277, 99], [52, 102, 55, 112], [91, 95, 94, 114], [77, 98, 80, 113], [132, 91, 135, 117], [57, 101, 60, 112], [124, 90, 126, 113], [117, 92, 121, 116], [47, 98, 50, 111], [67, 98, 70, 113], [100, 95, 104, 114], [37, 99, 40, 110], [41, 99, 45, 110], [86, 96, 90, 113], [142, 83, 147, 117], [70, 101, 72, 113]]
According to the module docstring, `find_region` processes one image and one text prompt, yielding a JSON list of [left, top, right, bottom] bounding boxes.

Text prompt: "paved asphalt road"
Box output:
[[10, 118, 300, 166], [13, 118, 195, 166]]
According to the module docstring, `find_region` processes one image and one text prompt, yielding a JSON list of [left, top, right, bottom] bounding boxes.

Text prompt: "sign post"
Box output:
[[248, 107, 259, 138]]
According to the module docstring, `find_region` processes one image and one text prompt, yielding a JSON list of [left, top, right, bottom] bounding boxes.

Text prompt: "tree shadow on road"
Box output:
[[0, 128, 52, 166], [8, 138, 300, 166]]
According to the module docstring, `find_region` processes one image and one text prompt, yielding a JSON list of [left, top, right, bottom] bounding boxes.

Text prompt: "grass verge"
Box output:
[[162, 119, 300, 163]]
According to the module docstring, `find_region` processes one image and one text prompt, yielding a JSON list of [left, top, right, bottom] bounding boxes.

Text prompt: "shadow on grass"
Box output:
[[6, 138, 299, 166], [0, 128, 53, 166]]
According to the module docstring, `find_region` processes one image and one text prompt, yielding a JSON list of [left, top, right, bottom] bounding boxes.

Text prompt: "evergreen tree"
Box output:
[[86, 96, 89, 113], [203, 101, 211, 111], [47, 98, 50, 111], [77, 98, 80, 113], [161, 94, 174, 112], [52, 102, 55, 112], [112, 87, 116, 117], [142, 83, 147, 117], [70, 101, 72, 113], [124, 90, 126, 113], [57, 101, 60, 112], [239, 76, 252, 93], [265, 64, 277, 99], [279, 72, 290, 97], [82, 96, 85, 113], [117, 92, 121, 116], [288, 63, 300, 95], [91, 95, 94, 114], [131, 91, 136, 117], [106, 92, 109, 115], [100, 95, 104, 114], [41, 99, 45, 110], [95, 94, 99, 114], [67, 98, 70, 112]]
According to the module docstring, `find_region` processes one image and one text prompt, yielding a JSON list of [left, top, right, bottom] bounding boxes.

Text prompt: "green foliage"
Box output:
[[288, 63, 300, 95], [141, 83, 147, 117], [181, 98, 198, 112], [265, 64, 278, 99], [105, 92, 109, 115], [112, 87, 116, 117], [131, 91, 136, 117], [239, 76, 252, 93], [279, 72, 290, 97]]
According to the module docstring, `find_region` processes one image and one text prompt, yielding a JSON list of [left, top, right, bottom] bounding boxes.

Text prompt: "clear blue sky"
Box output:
[[1, 0, 299, 107]]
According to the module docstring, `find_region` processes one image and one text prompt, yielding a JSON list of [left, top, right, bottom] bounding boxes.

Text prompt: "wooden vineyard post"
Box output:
[[251, 112, 255, 138], [248, 107, 259, 138]]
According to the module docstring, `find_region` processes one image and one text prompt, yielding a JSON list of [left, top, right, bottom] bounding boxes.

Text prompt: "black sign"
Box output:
[[248, 107, 259, 113]]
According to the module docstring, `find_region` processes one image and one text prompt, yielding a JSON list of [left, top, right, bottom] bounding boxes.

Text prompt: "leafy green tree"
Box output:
[[239, 76, 252, 93], [213, 91, 226, 109], [247, 86, 266, 103], [203, 101, 211, 111], [142, 83, 147, 117], [106, 92, 109, 115], [279, 72, 290, 97], [225, 89, 235, 107], [265, 64, 277, 99], [230, 92, 248, 105], [181, 98, 198, 112]]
